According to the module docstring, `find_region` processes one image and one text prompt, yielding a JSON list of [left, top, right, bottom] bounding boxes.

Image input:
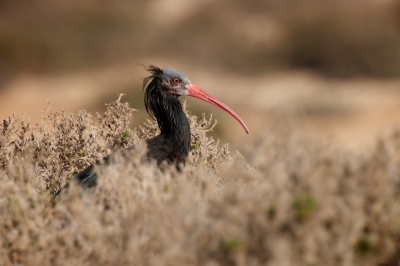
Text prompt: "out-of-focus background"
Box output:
[[1, 0, 400, 152]]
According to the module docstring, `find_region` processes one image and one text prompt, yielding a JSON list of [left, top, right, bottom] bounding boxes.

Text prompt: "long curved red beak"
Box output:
[[186, 81, 249, 134]]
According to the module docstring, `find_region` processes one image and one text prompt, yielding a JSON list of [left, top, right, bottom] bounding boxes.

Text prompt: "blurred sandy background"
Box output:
[[1, 0, 400, 152]]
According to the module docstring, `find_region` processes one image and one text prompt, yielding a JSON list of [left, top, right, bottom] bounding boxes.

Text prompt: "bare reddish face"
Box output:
[[185, 81, 249, 134]]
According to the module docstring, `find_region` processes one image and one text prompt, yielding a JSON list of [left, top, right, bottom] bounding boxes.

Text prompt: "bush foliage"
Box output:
[[1, 97, 400, 265]]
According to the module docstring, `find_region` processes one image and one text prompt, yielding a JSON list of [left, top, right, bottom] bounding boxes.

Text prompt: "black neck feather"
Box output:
[[143, 68, 191, 166]]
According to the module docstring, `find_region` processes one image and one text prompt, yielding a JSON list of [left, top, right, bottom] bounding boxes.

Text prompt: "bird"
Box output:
[[54, 65, 249, 196]]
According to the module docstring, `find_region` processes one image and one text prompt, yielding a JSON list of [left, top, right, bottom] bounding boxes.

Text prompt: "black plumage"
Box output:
[[142, 65, 191, 168]]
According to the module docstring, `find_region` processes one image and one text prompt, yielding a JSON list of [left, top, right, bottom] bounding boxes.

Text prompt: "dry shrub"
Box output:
[[0, 98, 135, 198], [1, 97, 400, 265]]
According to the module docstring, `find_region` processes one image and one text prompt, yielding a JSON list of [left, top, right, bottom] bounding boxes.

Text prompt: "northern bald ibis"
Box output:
[[55, 65, 249, 195]]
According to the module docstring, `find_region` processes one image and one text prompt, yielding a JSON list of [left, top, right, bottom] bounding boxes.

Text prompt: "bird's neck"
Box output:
[[146, 88, 191, 165]]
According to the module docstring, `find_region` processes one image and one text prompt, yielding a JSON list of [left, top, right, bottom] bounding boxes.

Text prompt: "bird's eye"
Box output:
[[172, 77, 181, 84]]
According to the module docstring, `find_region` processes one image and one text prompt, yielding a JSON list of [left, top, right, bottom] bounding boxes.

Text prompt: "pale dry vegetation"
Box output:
[[1, 97, 400, 266]]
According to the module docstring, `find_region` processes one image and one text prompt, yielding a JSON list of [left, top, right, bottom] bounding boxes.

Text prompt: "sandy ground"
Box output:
[[1, 59, 400, 153]]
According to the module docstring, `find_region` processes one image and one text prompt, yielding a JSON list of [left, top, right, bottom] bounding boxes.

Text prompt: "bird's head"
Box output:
[[143, 65, 249, 134]]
